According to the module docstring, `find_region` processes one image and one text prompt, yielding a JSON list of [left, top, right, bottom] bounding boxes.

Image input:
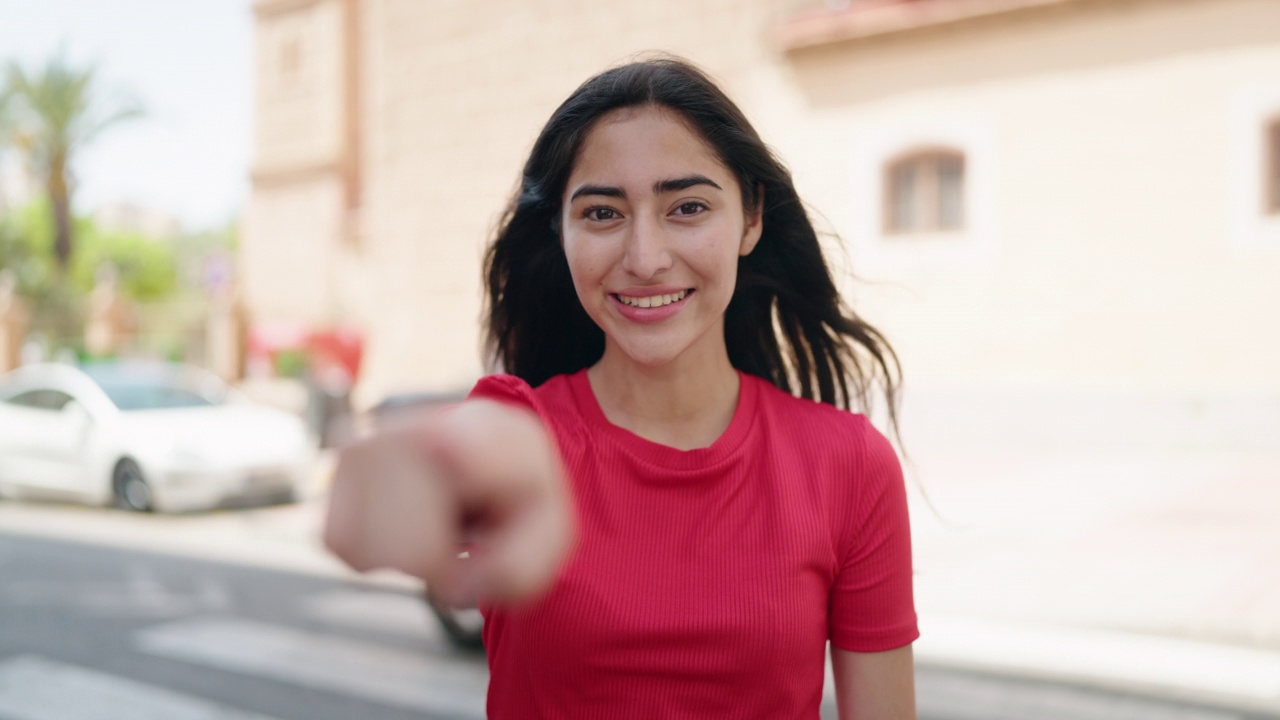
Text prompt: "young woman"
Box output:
[[325, 57, 917, 719]]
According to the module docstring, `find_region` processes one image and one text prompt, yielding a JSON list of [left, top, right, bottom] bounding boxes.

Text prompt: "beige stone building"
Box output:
[[244, 0, 1280, 451]]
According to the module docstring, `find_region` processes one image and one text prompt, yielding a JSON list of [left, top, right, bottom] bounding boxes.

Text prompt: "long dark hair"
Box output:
[[483, 56, 901, 426]]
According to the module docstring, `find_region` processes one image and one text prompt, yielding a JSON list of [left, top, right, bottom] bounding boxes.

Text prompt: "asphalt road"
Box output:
[[0, 528, 1273, 720]]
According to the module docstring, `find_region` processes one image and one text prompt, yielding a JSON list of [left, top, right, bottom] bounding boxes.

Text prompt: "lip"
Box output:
[[610, 288, 694, 324], [614, 285, 689, 298]]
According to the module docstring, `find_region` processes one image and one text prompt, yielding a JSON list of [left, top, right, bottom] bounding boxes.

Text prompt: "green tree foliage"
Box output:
[[72, 226, 178, 301], [0, 201, 84, 351], [0, 199, 57, 296], [0, 198, 179, 354], [0, 216, 32, 278], [5, 50, 142, 273], [3, 197, 177, 300]]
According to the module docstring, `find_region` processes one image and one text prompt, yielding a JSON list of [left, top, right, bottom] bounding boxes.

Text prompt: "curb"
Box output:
[[916, 615, 1280, 716]]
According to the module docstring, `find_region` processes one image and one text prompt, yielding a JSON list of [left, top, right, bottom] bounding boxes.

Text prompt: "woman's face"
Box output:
[[560, 106, 762, 371]]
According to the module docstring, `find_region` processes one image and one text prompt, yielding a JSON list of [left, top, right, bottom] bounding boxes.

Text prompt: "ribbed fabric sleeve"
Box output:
[[469, 371, 917, 720], [827, 416, 919, 651]]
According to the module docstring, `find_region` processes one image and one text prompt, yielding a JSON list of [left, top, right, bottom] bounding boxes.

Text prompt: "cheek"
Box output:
[[563, 235, 610, 297], [708, 257, 741, 300], [689, 229, 744, 291]]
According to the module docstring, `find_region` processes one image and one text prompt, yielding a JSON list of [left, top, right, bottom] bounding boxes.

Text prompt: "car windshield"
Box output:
[[97, 382, 220, 410], [82, 364, 228, 411]]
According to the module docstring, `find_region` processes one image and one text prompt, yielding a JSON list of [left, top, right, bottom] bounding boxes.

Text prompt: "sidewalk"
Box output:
[[905, 444, 1280, 714], [0, 446, 1278, 713]]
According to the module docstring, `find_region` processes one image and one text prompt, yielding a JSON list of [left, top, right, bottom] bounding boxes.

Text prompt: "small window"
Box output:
[[1267, 119, 1280, 215], [883, 149, 966, 234], [4, 389, 73, 411]]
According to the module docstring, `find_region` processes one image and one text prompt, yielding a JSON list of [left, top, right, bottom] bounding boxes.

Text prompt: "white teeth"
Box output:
[[618, 290, 688, 308]]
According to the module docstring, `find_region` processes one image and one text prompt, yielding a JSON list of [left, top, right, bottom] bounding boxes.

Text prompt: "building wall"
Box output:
[[242, 176, 344, 322], [764, 0, 1280, 448], [248, 0, 1280, 448], [243, 0, 352, 328], [253, 0, 347, 173], [776, 0, 1280, 399]]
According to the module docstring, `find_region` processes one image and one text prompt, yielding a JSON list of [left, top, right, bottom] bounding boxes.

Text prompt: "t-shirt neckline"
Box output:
[[567, 368, 759, 472]]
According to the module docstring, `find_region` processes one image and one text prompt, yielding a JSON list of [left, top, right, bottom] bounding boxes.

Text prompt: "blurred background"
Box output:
[[0, 0, 1278, 718]]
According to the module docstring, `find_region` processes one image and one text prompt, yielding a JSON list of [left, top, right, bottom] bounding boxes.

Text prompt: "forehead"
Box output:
[[569, 106, 731, 182]]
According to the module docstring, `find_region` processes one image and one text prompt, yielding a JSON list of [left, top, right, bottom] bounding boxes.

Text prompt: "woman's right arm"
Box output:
[[322, 399, 575, 606]]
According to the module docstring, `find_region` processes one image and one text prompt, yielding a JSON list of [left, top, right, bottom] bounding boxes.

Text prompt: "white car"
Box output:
[[0, 362, 316, 513]]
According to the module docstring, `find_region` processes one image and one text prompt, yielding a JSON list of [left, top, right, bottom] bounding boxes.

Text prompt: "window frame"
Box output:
[[882, 147, 967, 236], [845, 115, 994, 267]]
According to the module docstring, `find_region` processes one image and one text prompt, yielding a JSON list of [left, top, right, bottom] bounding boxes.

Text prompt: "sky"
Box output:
[[0, 0, 254, 232]]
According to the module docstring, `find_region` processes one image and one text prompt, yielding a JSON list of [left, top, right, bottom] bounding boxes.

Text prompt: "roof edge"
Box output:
[[775, 0, 1086, 51]]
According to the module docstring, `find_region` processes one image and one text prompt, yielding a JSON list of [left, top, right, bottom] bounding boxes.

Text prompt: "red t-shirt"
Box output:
[[471, 370, 917, 719]]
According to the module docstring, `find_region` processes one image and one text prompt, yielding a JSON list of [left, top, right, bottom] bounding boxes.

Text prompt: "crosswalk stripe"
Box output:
[[136, 616, 487, 718], [301, 589, 441, 641], [0, 655, 282, 720]]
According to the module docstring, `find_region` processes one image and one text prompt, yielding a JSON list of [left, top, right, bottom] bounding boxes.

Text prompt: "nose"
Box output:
[[620, 214, 673, 280]]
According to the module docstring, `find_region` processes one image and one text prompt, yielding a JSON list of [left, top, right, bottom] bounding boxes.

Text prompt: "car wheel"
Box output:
[[113, 459, 153, 512], [425, 588, 485, 651]]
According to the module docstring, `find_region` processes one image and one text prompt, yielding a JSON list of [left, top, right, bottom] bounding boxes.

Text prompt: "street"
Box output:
[[0, 506, 1275, 720], [0, 529, 486, 720]]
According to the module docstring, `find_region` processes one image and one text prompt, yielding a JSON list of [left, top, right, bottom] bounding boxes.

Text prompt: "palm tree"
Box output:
[[5, 51, 142, 272]]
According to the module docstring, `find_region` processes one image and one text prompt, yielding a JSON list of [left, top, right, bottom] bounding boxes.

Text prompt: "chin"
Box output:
[[608, 338, 689, 369], [600, 317, 728, 371], [617, 348, 685, 369]]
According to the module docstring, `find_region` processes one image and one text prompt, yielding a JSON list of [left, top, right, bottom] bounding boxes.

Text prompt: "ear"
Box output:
[[739, 184, 764, 257]]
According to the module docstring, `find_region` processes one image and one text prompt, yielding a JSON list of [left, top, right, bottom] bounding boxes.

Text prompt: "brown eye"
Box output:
[[674, 202, 707, 216], [586, 207, 620, 221]]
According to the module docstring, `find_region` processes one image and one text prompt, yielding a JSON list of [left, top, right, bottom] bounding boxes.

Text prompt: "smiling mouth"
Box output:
[[613, 289, 692, 309]]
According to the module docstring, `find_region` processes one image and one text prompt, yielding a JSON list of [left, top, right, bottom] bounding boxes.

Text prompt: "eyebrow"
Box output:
[[654, 174, 722, 195], [568, 174, 723, 202], [569, 184, 625, 202]]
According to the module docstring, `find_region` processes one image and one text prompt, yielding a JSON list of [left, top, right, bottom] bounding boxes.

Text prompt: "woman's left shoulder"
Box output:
[[750, 375, 898, 471], [751, 375, 878, 435]]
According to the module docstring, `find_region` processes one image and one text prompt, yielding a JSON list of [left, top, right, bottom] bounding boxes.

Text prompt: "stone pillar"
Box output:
[[206, 283, 249, 382], [85, 264, 134, 359], [0, 269, 30, 373]]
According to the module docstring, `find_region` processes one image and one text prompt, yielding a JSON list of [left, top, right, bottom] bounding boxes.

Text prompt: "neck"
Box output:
[[587, 344, 741, 451]]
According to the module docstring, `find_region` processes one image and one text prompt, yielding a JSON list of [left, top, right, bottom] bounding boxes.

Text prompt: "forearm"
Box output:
[[832, 644, 917, 720]]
